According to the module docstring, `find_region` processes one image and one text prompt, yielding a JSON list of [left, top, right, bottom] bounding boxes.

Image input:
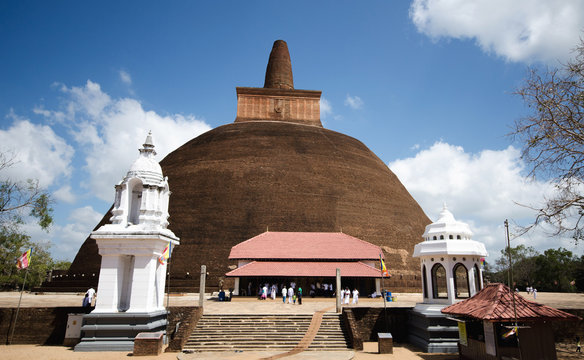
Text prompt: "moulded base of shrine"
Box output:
[[407, 303, 459, 353], [74, 310, 168, 352]]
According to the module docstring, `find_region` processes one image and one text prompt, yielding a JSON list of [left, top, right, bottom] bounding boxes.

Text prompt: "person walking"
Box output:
[[533, 288, 537, 299], [282, 286, 287, 303], [352, 288, 359, 304], [288, 286, 294, 304], [577, 336, 581, 353]]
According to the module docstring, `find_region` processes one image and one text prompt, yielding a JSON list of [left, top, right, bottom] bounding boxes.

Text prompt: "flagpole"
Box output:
[[9, 267, 28, 345], [380, 254, 389, 333]]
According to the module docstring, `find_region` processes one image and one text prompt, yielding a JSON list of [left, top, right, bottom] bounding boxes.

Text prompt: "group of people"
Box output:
[[256, 283, 303, 305], [526, 286, 538, 299], [281, 284, 303, 305], [252, 282, 360, 305], [309, 282, 335, 297], [340, 288, 359, 304]]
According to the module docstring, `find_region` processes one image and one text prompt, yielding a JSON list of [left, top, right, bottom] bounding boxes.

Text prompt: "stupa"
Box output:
[[408, 205, 488, 353], [56, 40, 431, 293]]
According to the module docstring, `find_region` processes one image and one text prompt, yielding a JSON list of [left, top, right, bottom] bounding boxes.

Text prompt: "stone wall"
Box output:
[[342, 307, 410, 348], [165, 306, 203, 352], [0, 305, 201, 351], [0, 306, 93, 345]]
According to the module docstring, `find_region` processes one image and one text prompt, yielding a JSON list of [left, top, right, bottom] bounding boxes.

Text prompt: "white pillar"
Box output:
[[94, 256, 123, 312], [233, 278, 240, 296]]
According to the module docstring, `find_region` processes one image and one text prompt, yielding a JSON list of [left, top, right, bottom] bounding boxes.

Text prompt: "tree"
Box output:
[[512, 39, 584, 240], [494, 245, 539, 288], [0, 152, 55, 289], [533, 248, 577, 292]]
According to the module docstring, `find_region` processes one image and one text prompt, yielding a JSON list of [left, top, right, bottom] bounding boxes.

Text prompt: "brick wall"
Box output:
[[0, 306, 93, 345], [342, 307, 410, 346], [0, 305, 201, 351], [165, 306, 203, 352]]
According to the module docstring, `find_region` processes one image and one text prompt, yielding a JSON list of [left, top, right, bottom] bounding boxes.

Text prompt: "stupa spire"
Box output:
[[264, 40, 294, 90]]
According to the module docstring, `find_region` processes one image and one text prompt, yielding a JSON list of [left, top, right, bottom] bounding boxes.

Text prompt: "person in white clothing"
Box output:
[[288, 286, 294, 304], [352, 288, 359, 304], [282, 286, 287, 303], [344, 288, 350, 305], [340, 288, 345, 302]]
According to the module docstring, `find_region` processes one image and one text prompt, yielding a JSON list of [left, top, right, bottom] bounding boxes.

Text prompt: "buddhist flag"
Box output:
[[380, 254, 390, 277], [480, 258, 486, 268], [502, 326, 517, 338], [16, 248, 32, 270], [158, 243, 171, 265]]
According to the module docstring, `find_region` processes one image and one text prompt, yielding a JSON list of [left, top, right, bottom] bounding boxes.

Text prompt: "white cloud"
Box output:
[[53, 185, 76, 204], [388, 141, 583, 259], [344, 94, 363, 109], [0, 112, 74, 188], [37, 80, 212, 201], [320, 98, 332, 118], [409, 0, 584, 63], [24, 205, 104, 261], [119, 70, 132, 85]]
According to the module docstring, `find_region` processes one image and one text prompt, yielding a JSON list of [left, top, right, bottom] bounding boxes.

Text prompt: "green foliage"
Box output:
[[0, 151, 58, 290], [487, 244, 584, 292], [533, 248, 578, 292]]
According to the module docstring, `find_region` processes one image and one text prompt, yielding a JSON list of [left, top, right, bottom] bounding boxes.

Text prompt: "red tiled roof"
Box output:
[[442, 283, 579, 322], [225, 261, 382, 278], [228, 232, 382, 260]]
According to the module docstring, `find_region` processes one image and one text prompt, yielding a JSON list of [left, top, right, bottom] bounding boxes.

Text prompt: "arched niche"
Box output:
[[453, 263, 470, 298], [127, 178, 143, 225], [431, 263, 447, 299]]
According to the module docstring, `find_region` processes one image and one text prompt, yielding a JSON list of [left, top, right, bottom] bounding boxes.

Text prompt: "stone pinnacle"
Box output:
[[264, 40, 294, 90]]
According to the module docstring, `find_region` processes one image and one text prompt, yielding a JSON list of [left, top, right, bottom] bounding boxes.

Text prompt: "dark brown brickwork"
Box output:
[[133, 332, 163, 356], [0, 307, 92, 345], [342, 307, 409, 344], [165, 306, 203, 352], [0, 306, 199, 350], [63, 120, 428, 293]]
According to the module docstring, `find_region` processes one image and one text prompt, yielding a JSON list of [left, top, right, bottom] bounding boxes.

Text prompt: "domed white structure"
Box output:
[[408, 205, 488, 354], [413, 205, 488, 305], [75, 133, 180, 352]]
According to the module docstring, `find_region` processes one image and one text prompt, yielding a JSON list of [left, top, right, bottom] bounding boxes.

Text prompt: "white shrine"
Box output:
[[75, 133, 180, 351], [408, 205, 488, 353]]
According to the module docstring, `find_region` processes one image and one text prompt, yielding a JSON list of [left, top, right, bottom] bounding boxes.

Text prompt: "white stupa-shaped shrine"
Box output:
[[76, 132, 180, 352], [408, 205, 488, 353], [413, 205, 488, 305]]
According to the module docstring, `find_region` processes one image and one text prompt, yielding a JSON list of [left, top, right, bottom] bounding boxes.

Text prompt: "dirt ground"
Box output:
[[0, 343, 458, 360]]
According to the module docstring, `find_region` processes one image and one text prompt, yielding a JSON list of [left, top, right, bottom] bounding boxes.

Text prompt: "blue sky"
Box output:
[[1, 1, 583, 262]]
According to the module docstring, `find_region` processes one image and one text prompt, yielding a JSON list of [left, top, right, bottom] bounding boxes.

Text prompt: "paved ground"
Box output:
[[3, 290, 583, 310], [1, 291, 583, 359]]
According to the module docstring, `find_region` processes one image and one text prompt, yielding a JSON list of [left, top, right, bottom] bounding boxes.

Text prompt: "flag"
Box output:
[[158, 243, 171, 265], [16, 248, 32, 270], [480, 258, 486, 268], [380, 254, 390, 277], [502, 326, 516, 338]]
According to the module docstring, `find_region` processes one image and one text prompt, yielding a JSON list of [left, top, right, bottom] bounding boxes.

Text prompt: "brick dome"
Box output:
[[64, 40, 431, 292]]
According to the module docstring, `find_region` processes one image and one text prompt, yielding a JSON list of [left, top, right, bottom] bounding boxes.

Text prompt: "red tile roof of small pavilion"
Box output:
[[228, 232, 382, 260], [225, 261, 382, 278], [441, 283, 579, 322]]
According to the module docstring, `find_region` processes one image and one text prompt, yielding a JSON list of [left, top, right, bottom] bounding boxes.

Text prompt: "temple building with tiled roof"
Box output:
[[226, 232, 384, 295]]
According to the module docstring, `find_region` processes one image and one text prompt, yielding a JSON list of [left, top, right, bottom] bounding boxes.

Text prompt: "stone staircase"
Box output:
[[183, 313, 349, 352]]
